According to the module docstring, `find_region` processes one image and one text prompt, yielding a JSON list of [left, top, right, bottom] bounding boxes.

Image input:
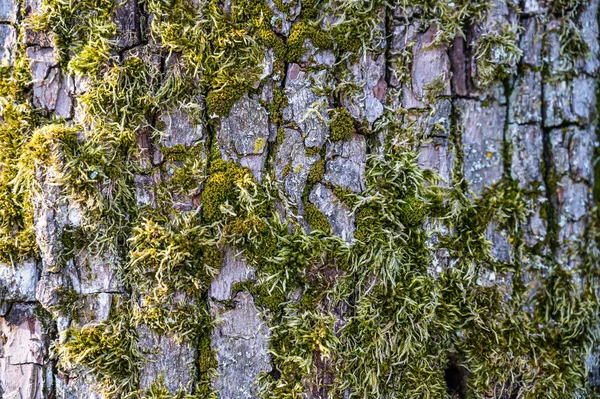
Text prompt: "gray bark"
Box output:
[[0, 0, 599, 398]]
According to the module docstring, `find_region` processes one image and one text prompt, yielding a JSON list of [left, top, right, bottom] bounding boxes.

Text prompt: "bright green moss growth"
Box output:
[[330, 108, 355, 142], [30, 0, 116, 75], [286, 22, 332, 62], [305, 203, 332, 234], [206, 83, 247, 118], [200, 161, 253, 223], [55, 316, 142, 397], [397, 196, 427, 227]]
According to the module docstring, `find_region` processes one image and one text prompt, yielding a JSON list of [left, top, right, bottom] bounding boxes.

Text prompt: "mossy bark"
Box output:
[[0, 0, 599, 398]]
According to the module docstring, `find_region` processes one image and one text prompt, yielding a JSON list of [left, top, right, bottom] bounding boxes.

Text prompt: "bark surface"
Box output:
[[0, 0, 599, 398]]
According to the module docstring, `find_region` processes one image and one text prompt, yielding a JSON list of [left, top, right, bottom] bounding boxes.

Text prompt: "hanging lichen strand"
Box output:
[[0, 0, 598, 398]]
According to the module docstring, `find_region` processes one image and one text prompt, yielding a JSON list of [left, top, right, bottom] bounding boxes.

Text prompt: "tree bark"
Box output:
[[0, 0, 599, 398]]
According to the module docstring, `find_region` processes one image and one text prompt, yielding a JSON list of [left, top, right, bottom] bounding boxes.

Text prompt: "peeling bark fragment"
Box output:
[[342, 53, 386, 125], [159, 109, 204, 148], [209, 251, 270, 399], [274, 128, 319, 212], [411, 26, 451, 101], [211, 291, 271, 399], [210, 247, 255, 302], [0, 25, 16, 65], [323, 133, 366, 193], [26, 47, 74, 118], [417, 138, 454, 185], [457, 99, 505, 196], [404, 25, 451, 109], [0, 303, 51, 399], [550, 126, 596, 184], [283, 65, 330, 148], [0, 259, 38, 307], [450, 36, 468, 97], [309, 183, 354, 242], [544, 78, 596, 128], [66, 250, 121, 295], [519, 17, 543, 68], [508, 69, 541, 124], [219, 95, 270, 181]]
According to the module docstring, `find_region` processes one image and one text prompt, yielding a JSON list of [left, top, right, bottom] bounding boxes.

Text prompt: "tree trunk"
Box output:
[[0, 0, 599, 398]]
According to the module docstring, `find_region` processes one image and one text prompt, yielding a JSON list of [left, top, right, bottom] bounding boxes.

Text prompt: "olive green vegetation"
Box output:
[[54, 313, 142, 397], [330, 107, 355, 142], [0, 53, 38, 264], [1, 0, 598, 398]]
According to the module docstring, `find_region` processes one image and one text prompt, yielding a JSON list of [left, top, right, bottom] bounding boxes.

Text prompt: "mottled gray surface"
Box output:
[[309, 183, 355, 242], [0, 25, 16, 65], [211, 291, 271, 399], [274, 128, 320, 212], [219, 95, 270, 181], [1, 0, 599, 396], [324, 134, 366, 193], [137, 324, 197, 392], [458, 99, 505, 196], [283, 64, 329, 149]]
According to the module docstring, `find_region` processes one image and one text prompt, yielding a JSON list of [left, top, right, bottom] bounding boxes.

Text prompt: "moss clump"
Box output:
[[126, 212, 222, 340], [307, 160, 325, 185], [55, 316, 141, 397], [206, 83, 247, 118], [268, 87, 289, 126], [330, 108, 355, 142], [286, 22, 332, 62], [474, 24, 522, 86], [332, 185, 356, 209], [305, 203, 331, 234], [397, 197, 427, 227], [29, 0, 116, 75], [200, 161, 253, 223]]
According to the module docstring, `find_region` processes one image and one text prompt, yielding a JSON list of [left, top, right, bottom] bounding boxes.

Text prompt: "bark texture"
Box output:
[[0, 0, 599, 398]]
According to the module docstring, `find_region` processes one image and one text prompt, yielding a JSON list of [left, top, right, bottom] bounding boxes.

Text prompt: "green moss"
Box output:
[[397, 196, 427, 227], [55, 315, 141, 397], [206, 83, 247, 118], [399, 0, 489, 45], [299, 0, 321, 19], [474, 24, 522, 86], [307, 160, 325, 185], [29, 0, 116, 75], [305, 203, 331, 234], [330, 107, 355, 142], [332, 185, 356, 209], [200, 161, 253, 223], [282, 163, 292, 177], [286, 22, 332, 62], [268, 87, 289, 126]]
